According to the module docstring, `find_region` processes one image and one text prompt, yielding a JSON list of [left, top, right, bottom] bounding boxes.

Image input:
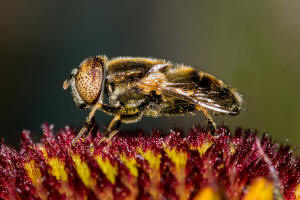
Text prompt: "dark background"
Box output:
[[1, 1, 299, 152]]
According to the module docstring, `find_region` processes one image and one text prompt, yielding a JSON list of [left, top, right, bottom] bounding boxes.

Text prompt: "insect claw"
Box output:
[[71, 126, 87, 146], [99, 130, 118, 145], [207, 119, 217, 135], [99, 137, 108, 144]]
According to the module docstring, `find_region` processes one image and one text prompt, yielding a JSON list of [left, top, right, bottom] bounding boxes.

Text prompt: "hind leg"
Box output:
[[195, 105, 217, 134]]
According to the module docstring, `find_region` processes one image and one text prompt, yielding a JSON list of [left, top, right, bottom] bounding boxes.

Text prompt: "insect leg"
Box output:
[[72, 116, 97, 145], [72, 103, 121, 145], [195, 105, 217, 134], [100, 115, 122, 143], [100, 112, 143, 143]]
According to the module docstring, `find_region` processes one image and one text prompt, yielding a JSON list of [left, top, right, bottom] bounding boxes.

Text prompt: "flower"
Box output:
[[0, 124, 300, 200]]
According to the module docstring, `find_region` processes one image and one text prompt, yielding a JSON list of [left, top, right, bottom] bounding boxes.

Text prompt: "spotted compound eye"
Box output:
[[75, 56, 105, 104]]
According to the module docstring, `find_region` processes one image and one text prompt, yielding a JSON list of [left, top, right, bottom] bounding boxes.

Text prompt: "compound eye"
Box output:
[[75, 56, 105, 104]]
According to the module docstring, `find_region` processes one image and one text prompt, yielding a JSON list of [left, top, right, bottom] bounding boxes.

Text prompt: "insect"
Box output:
[[63, 55, 242, 144]]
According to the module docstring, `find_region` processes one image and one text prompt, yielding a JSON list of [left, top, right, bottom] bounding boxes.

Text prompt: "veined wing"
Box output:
[[137, 65, 242, 115]]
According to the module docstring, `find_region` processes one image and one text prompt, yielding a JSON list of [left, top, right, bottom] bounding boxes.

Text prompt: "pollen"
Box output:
[[190, 141, 213, 157], [24, 159, 48, 200], [72, 154, 93, 188], [244, 178, 273, 200], [48, 158, 68, 182], [138, 149, 161, 171], [193, 187, 221, 200], [120, 154, 138, 178], [39, 145, 48, 159], [24, 160, 43, 187], [295, 183, 300, 199], [164, 147, 187, 171], [164, 147, 188, 199], [95, 155, 118, 184], [120, 105, 139, 115]]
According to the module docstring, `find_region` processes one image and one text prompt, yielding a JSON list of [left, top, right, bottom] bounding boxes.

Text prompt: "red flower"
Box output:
[[0, 124, 300, 200]]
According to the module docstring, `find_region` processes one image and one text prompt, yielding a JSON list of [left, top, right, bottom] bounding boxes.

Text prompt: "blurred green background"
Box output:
[[0, 1, 299, 151]]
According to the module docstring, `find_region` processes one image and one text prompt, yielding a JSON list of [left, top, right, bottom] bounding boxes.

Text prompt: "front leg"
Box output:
[[72, 102, 121, 145], [72, 116, 96, 145]]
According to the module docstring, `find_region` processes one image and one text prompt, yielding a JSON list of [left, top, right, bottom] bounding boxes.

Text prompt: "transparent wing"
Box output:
[[137, 66, 242, 115], [159, 82, 241, 114]]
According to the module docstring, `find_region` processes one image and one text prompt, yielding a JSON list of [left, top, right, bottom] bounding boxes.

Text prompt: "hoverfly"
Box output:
[[63, 55, 242, 144]]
